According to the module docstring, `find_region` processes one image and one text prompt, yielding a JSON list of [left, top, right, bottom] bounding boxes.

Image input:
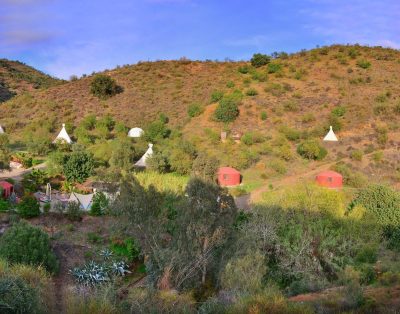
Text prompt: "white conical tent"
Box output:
[[323, 126, 338, 142], [0, 125, 4, 134], [68, 192, 94, 211], [53, 123, 72, 144], [128, 127, 144, 138], [135, 143, 153, 168]]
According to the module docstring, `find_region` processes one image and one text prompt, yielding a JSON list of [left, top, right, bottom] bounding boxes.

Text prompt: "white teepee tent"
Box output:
[[0, 125, 4, 134], [68, 192, 94, 211], [53, 123, 72, 144], [134, 143, 153, 168], [323, 126, 338, 142], [128, 127, 144, 138]]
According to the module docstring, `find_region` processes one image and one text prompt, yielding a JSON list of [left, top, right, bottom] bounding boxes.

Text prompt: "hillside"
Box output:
[[1, 45, 400, 188], [0, 59, 62, 103]]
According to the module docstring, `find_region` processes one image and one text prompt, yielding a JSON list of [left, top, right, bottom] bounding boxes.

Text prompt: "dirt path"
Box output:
[[0, 162, 46, 182]]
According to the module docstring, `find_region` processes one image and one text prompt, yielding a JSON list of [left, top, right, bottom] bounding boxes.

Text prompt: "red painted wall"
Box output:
[[316, 171, 343, 188], [218, 167, 241, 186]]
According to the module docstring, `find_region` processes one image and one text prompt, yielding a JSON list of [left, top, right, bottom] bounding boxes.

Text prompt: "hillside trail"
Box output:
[[0, 162, 46, 182]]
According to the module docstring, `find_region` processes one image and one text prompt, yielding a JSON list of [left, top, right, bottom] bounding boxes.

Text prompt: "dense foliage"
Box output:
[[250, 53, 270, 67], [214, 96, 240, 122], [90, 74, 121, 99], [0, 222, 59, 273], [17, 195, 40, 218], [297, 140, 327, 160], [63, 150, 94, 183]]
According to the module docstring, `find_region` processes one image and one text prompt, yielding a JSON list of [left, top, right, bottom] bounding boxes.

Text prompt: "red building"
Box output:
[[316, 171, 343, 188], [0, 181, 14, 198], [218, 167, 241, 186]]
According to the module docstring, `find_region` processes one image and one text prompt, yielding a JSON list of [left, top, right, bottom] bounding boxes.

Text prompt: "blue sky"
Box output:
[[1, 0, 399, 79]]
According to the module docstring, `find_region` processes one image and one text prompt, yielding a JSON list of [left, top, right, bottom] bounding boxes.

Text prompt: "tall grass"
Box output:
[[135, 171, 189, 194]]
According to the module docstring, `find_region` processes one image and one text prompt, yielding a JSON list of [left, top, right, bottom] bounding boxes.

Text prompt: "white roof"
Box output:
[[68, 192, 94, 211], [134, 143, 153, 168], [53, 124, 72, 144], [128, 127, 144, 138], [0, 125, 4, 134], [323, 126, 338, 142]]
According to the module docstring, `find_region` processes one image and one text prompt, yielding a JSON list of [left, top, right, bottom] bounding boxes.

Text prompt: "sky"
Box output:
[[1, 0, 399, 79]]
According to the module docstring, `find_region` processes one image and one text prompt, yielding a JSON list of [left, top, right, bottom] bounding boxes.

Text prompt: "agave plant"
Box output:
[[100, 248, 113, 260], [110, 261, 131, 276]]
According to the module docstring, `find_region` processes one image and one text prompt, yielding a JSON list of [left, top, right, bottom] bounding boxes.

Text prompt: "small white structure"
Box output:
[[68, 192, 94, 211], [53, 123, 72, 144], [134, 143, 153, 168], [323, 126, 338, 142], [9, 161, 23, 169], [0, 125, 4, 134], [128, 127, 144, 138]]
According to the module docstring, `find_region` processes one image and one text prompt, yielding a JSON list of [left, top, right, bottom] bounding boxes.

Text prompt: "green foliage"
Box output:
[[350, 184, 400, 226], [0, 134, 10, 171], [260, 111, 267, 121], [250, 53, 270, 68], [214, 95, 241, 122], [0, 275, 41, 314], [238, 65, 251, 74], [90, 74, 121, 99], [110, 238, 140, 261], [241, 132, 265, 146], [245, 88, 258, 96], [63, 151, 94, 183], [90, 192, 109, 216], [383, 225, 400, 251], [331, 162, 367, 188], [356, 59, 371, 69], [192, 152, 219, 181], [0, 199, 10, 212], [297, 140, 327, 160], [331, 105, 346, 117], [187, 102, 204, 118], [147, 151, 170, 173], [376, 126, 388, 146], [283, 100, 298, 112], [279, 125, 301, 141], [21, 168, 48, 193], [144, 120, 170, 142], [267, 62, 282, 73], [0, 222, 58, 273], [66, 201, 83, 221], [80, 114, 97, 130], [17, 195, 40, 218], [350, 149, 363, 161], [210, 90, 223, 103]]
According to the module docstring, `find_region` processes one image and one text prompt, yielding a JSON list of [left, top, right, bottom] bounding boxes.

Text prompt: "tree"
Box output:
[[192, 153, 219, 181], [250, 53, 270, 67], [17, 195, 40, 218], [90, 75, 121, 99], [297, 140, 327, 160], [214, 97, 240, 122], [63, 151, 94, 183], [175, 178, 238, 286], [0, 134, 10, 171], [144, 120, 170, 142], [0, 222, 59, 273], [109, 139, 135, 172]]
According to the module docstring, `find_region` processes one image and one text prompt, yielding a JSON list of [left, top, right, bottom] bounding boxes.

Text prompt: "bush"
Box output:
[[0, 222, 58, 273], [0, 275, 41, 314], [356, 59, 371, 69], [238, 65, 251, 74], [187, 102, 204, 118], [17, 195, 40, 218], [210, 90, 223, 103], [250, 53, 270, 67], [349, 185, 400, 226], [66, 201, 83, 222], [283, 100, 298, 112], [0, 199, 10, 212], [241, 132, 265, 146], [350, 150, 363, 161], [297, 140, 327, 160], [260, 111, 267, 121], [245, 88, 258, 96], [331, 106, 346, 117], [90, 192, 109, 216], [144, 120, 170, 142], [63, 151, 94, 183], [214, 97, 239, 122], [90, 74, 121, 99], [376, 126, 388, 146], [110, 238, 140, 261], [267, 62, 282, 73]]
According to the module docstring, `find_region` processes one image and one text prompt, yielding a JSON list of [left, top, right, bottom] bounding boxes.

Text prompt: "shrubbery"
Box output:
[[0, 222, 59, 273], [17, 195, 40, 218], [297, 140, 327, 160], [250, 53, 270, 67], [214, 96, 240, 122], [90, 74, 121, 99], [187, 102, 204, 118], [63, 151, 94, 183]]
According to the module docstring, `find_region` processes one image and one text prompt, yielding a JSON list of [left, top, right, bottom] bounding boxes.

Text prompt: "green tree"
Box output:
[[0, 134, 10, 171], [109, 139, 135, 172], [176, 178, 238, 286], [17, 195, 40, 218], [297, 140, 327, 160], [214, 96, 240, 122], [0, 222, 59, 273], [250, 53, 270, 67], [192, 153, 219, 181], [63, 151, 94, 183], [90, 75, 121, 99], [144, 120, 170, 142]]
